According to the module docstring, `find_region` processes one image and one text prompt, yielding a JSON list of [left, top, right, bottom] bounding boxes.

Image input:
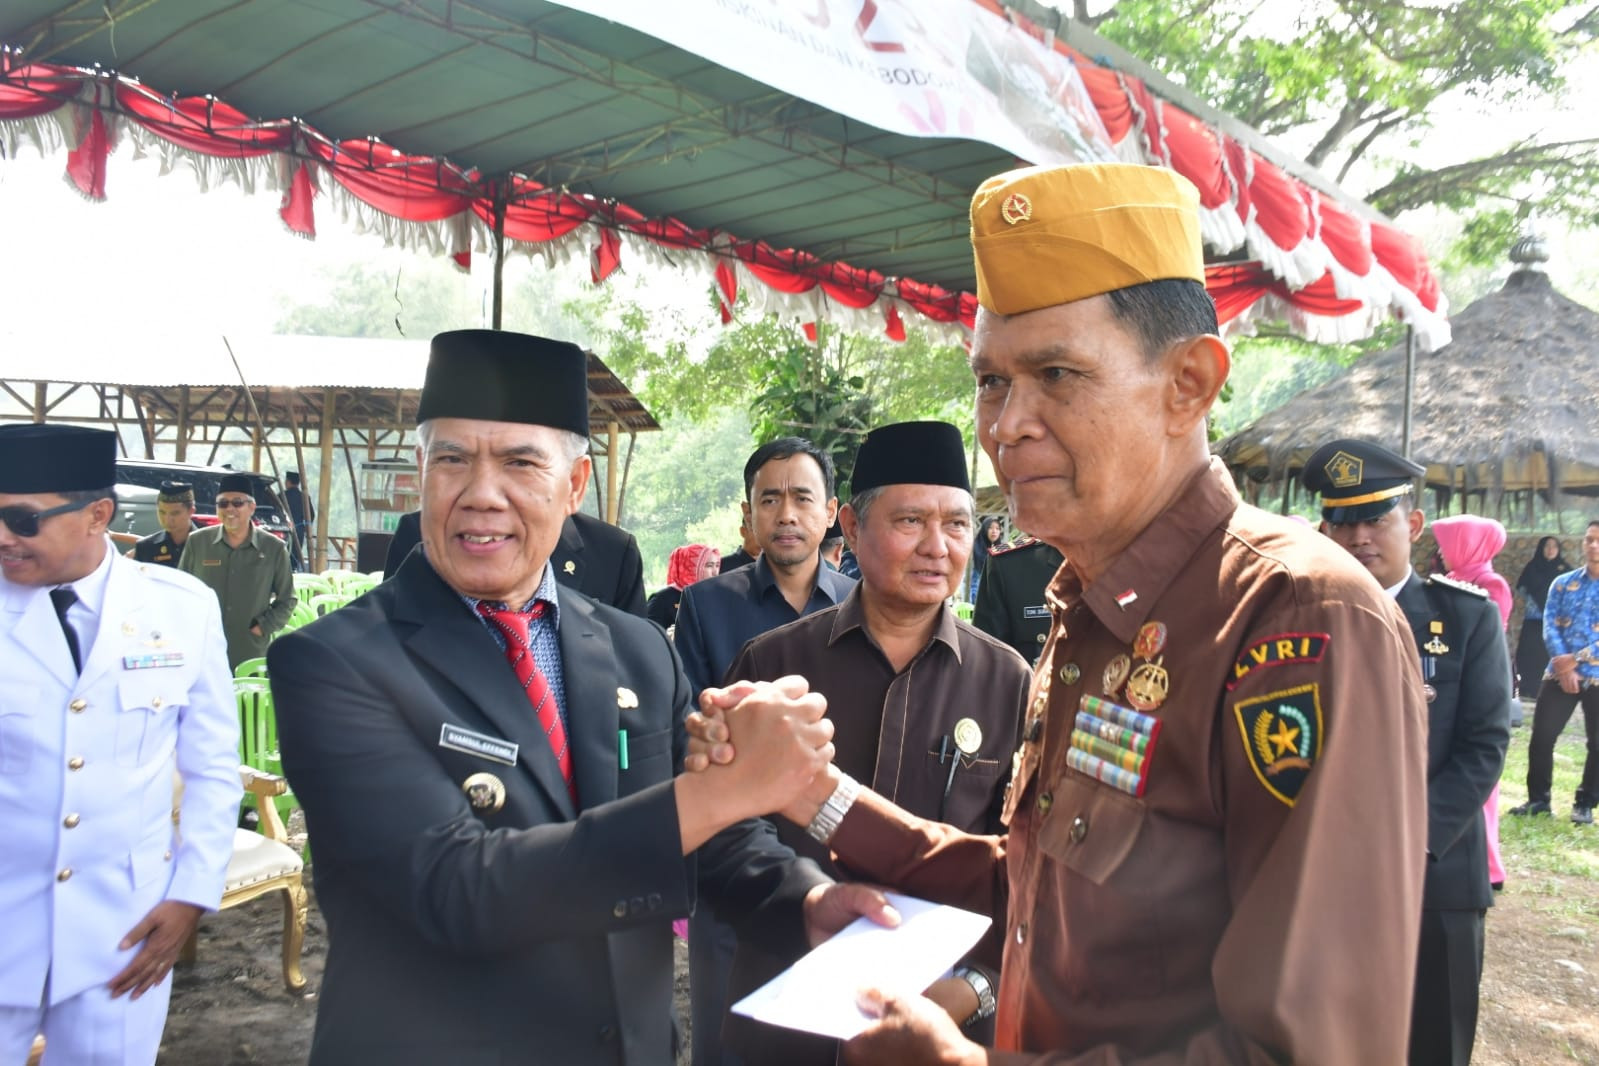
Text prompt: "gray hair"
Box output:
[[417, 421, 589, 466], [848, 486, 974, 527]]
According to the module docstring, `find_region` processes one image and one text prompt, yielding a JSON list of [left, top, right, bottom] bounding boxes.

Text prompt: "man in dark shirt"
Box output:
[[129, 480, 198, 568], [674, 436, 855, 1066], [972, 535, 1064, 664], [282, 471, 313, 572], [720, 518, 761, 574], [713, 421, 1030, 1064]]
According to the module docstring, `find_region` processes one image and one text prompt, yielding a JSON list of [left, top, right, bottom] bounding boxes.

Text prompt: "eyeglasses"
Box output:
[[0, 496, 96, 538], [214, 497, 254, 509]]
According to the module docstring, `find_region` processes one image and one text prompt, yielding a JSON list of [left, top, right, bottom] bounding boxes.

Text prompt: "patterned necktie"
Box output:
[[475, 601, 575, 802], [50, 587, 83, 674]]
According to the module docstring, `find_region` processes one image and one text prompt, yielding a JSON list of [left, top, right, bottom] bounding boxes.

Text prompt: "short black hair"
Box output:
[[60, 487, 116, 507], [286, 471, 301, 484], [1588, 518, 1599, 531], [1105, 278, 1219, 362], [743, 437, 836, 500]]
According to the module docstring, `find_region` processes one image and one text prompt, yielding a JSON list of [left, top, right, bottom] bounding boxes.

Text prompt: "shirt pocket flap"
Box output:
[[1034, 772, 1147, 886], [118, 675, 176, 714]]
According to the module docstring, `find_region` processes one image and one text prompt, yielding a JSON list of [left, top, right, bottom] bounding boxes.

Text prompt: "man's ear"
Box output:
[[1165, 334, 1230, 437], [839, 504, 860, 546], [1407, 509, 1425, 544], [565, 455, 593, 515], [86, 497, 116, 535]]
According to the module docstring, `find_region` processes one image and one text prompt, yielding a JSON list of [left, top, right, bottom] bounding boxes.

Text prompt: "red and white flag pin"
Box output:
[[1114, 589, 1138, 610]]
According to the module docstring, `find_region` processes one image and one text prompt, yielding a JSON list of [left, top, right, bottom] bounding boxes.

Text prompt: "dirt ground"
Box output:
[[139, 864, 1599, 1065]]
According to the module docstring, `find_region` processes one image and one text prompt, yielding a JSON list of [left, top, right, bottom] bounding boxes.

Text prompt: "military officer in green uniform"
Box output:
[[178, 474, 297, 668], [972, 535, 1064, 664], [1306, 438, 1511, 1066], [129, 481, 197, 568]]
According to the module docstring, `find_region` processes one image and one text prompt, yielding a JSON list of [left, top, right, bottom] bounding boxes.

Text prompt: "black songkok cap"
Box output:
[[417, 330, 590, 438], [1302, 438, 1425, 524], [218, 474, 255, 497], [0, 424, 116, 494], [850, 421, 971, 496], [158, 481, 195, 503]]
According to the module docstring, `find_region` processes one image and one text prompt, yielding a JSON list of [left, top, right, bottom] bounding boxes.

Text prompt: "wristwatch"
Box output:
[[953, 966, 996, 1027], [804, 771, 860, 845]]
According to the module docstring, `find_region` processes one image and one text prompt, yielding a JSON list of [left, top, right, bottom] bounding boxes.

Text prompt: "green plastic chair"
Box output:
[[307, 593, 346, 618], [234, 679, 294, 826], [953, 601, 975, 622], [292, 572, 335, 597], [234, 657, 269, 680]]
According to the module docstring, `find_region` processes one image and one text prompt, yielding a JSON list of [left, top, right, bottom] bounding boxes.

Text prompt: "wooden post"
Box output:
[[316, 391, 336, 571], [32, 382, 45, 422], [175, 386, 191, 462], [490, 183, 508, 330], [605, 421, 620, 524]]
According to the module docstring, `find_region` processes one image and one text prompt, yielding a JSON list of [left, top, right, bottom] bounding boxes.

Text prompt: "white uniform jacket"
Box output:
[[0, 547, 240, 1007]]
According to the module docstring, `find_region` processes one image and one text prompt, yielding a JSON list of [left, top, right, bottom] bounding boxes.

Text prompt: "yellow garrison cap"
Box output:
[[970, 163, 1205, 315]]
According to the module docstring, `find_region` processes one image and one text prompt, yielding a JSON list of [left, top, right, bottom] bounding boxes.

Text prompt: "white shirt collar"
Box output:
[[1383, 567, 1413, 600]]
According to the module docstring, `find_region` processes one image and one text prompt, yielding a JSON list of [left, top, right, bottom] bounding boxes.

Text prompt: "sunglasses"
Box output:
[[0, 496, 96, 538], [215, 497, 254, 509]]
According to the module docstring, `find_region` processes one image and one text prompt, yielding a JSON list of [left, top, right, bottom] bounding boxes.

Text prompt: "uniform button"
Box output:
[[69, 699, 87, 713], [612, 900, 628, 918], [646, 892, 662, 911], [164, 850, 173, 861], [151, 696, 163, 709], [1059, 663, 1080, 685], [598, 1024, 617, 1043], [1070, 815, 1089, 843], [1037, 791, 1053, 813], [57, 868, 72, 882], [1015, 921, 1028, 945], [1032, 696, 1047, 714], [63, 813, 80, 829], [1036, 633, 1047, 644], [68, 757, 85, 771]]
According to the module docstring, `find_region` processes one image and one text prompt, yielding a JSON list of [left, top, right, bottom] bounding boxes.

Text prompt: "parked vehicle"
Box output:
[[113, 459, 295, 544]]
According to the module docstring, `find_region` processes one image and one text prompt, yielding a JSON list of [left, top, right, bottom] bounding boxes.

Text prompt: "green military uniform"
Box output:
[[178, 525, 296, 668], [973, 538, 1064, 664], [131, 526, 195, 568]]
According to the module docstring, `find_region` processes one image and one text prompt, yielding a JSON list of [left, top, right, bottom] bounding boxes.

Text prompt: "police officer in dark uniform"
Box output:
[[1306, 438, 1511, 1066], [972, 535, 1064, 664], [129, 481, 198, 568]]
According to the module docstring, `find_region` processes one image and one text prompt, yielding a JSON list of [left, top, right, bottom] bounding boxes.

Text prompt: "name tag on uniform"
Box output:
[[123, 652, 185, 670], [1023, 605, 1049, 619], [202, 559, 222, 566], [439, 724, 518, 766]]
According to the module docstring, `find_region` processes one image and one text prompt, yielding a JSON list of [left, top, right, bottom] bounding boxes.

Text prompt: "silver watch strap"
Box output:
[[804, 772, 860, 844], [953, 965, 996, 1025]]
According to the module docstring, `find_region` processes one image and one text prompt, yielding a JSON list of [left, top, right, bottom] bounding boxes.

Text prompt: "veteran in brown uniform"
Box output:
[[694, 163, 1431, 1064], [716, 421, 1030, 1063]]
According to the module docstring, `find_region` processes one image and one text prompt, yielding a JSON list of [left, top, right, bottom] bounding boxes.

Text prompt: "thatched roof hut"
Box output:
[[1216, 235, 1599, 518]]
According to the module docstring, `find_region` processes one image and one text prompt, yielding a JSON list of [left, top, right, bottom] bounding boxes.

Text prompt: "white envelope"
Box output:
[[730, 892, 992, 1041]]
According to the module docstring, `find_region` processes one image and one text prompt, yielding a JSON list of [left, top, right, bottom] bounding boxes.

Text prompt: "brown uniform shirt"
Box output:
[[829, 460, 1429, 1064], [722, 587, 1030, 1063]]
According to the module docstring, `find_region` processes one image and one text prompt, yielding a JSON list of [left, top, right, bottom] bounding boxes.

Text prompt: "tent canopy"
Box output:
[[1217, 238, 1599, 510], [1, 0, 1449, 347]]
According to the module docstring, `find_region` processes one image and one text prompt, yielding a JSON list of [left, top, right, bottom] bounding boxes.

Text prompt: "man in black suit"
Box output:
[[1307, 438, 1511, 1066], [384, 509, 646, 617], [270, 330, 862, 1066]]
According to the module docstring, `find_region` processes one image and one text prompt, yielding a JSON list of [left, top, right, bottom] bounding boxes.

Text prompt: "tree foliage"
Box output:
[[1081, 0, 1599, 253]]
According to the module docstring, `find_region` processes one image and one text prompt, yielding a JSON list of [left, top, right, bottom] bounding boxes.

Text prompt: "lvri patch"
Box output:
[[1226, 632, 1329, 689], [1233, 683, 1323, 807]]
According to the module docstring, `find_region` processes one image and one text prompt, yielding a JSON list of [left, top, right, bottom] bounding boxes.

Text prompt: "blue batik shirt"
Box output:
[[462, 563, 569, 728], [1542, 566, 1599, 688]]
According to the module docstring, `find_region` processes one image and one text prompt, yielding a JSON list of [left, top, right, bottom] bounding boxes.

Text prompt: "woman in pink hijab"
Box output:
[[646, 543, 720, 630], [1432, 514, 1513, 889]]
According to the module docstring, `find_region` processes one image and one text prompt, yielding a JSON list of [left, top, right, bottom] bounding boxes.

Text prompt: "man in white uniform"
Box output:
[[0, 424, 240, 1066]]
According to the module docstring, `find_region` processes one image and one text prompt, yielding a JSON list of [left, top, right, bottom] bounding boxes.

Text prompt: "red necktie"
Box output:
[[475, 601, 575, 802]]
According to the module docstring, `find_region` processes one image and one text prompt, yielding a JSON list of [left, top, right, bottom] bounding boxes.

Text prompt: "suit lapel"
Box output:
[[395, 558, 578, 819], [558, 592, 621, 810], [1396, 574, 1432, 641], [550, 517, 586, 596], [1, 582, 77, 688]]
